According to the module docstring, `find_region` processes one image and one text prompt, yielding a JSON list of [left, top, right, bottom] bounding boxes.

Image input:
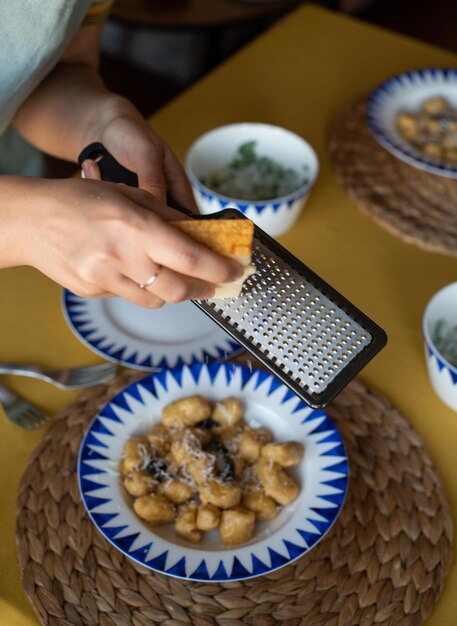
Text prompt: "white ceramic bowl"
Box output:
[[423, 282, 457, 411], [185, 123, 319, 237], [366, 68, 457, 178]]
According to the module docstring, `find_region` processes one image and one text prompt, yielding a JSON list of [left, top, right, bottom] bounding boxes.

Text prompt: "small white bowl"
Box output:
[[423, 282, 457, 411], [185, 123, 319, 237], [366, 68, 457, 178]]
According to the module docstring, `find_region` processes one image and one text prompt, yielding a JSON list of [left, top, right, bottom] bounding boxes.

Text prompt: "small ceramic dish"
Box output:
[[185, 123, 319, 237], [366, 68, 457, 178], [423, 281, 457, 411]]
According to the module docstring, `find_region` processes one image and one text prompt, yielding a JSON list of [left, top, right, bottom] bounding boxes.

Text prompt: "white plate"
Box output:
[[62, 290, 241, 370], [78, 362, 348, 582], [366, 68, 457, 178]]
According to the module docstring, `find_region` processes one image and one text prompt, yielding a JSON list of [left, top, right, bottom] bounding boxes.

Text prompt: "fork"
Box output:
[[0, 362, 117, 390], [0, 383, 49, 430]]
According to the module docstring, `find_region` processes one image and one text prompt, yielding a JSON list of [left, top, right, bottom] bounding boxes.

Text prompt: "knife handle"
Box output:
[[78, 142, 195, 217]]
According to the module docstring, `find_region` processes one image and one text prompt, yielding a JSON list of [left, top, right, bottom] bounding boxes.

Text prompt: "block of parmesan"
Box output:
[[171, 219, 256, 298]]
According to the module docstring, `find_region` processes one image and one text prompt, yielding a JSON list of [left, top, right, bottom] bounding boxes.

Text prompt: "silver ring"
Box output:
[[139, 266, 162, 289]]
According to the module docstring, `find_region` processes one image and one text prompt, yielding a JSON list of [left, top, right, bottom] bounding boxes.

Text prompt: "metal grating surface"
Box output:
[[86, 144, 386, 407], [204, 238, 371, 395]]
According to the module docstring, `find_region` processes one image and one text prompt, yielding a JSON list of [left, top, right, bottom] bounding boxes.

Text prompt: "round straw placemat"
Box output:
[[16, 369, 453, 626], [329, 97, 457, 257]]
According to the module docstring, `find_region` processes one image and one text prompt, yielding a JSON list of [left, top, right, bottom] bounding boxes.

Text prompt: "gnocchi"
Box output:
[[120, 394, 304, 545], [396, 97, 457, 165]]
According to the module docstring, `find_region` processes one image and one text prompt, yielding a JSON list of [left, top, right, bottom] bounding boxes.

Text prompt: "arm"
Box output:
[[0, 24, 244, 306], [13, 25, 189, 205], [13, 26, 104, 161], [0, 175, 243, 305]]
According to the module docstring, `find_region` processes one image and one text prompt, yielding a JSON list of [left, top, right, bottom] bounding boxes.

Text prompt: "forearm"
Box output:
[[0, 176, 42, 268], [12, 63, 137, 162]]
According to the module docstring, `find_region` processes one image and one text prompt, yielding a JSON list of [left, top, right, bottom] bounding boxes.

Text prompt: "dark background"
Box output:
[[101, 0, 457, 116], [50, 0, 457, 174]]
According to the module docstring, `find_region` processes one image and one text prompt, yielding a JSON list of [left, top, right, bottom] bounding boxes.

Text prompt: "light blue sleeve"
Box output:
[[0, 0, 91, 174]]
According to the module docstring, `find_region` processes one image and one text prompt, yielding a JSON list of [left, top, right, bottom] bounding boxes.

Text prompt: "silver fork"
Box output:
[[0, 383, 49, 430], [0, 362, 117, 390]]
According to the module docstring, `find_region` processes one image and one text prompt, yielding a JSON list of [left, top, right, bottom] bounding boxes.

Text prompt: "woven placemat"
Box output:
[[16, 369, 453, 626], [329, 97, 457, 257]]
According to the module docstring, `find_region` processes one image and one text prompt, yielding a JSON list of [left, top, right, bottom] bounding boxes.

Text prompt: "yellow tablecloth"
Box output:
[[1, 6, 456, 625]]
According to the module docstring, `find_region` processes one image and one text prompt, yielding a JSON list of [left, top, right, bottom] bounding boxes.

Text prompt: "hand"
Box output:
[[83, 97, 197, 211], [18, 177, 243, 307]]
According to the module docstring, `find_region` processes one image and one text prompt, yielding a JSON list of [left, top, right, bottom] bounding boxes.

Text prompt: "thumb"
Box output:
[[138, 174, 167, 204], [81, 159, 101, 180], [134, 149, 167, 204]]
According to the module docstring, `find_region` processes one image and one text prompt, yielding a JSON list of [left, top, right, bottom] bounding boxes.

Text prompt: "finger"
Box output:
[[103, 133, 168, 202], [88, 292, 115, 298], [81, 159, 102, 180], [104, 187, 244, 285], [163, 147, 199, 215], [105, 273, 166, 308], [137, 260, 162, 290], [108, 225, 219, 304], [131, 265, 215, 303], [127, 140, 167, 203], [114, 239, 216, 302], [142, 221, 245, 284], [66, 286, 113, 298], [74, 184, 243, 285], [116, 184, 193, 222], [62, 279, 113, 298]]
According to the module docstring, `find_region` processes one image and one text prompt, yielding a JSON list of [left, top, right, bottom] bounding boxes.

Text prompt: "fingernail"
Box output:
[[82, 158, 100, 180], [81, 160, 91, 179]]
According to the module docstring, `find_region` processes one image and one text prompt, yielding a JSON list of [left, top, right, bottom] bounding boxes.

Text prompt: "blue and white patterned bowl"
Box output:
[[185, 123, 319, 237], [367, 68, 457, 178], [78, 362, 348, 581], [62, 290, 241, 370], [423, 282, 457, 411]]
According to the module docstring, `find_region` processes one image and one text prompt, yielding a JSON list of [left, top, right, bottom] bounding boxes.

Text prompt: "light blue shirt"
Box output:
[[0, 1, 90, 175]]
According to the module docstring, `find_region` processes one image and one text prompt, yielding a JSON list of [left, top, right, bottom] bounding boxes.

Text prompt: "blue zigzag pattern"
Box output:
[[194, 181, 307, 213], [426, 344, 457, 383], [78, 362, 348, 581], [366, 68, 457, 177], [63, 290, 241, 369]]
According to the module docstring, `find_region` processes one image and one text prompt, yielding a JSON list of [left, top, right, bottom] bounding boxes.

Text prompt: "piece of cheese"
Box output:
[[171, 219, 255, 298], [212, 253, 256, 298]]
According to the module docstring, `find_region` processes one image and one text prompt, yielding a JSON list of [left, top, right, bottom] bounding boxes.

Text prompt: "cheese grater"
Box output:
[[79, 143, 387, 408]]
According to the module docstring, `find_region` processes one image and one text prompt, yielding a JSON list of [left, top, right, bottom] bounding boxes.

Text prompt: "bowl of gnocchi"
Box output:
[[366, 68, 457, 177], [78, 362, 348, 581]]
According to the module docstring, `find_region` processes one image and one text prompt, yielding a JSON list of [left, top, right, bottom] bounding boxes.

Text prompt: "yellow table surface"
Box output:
[[1, 5, 456, 625]]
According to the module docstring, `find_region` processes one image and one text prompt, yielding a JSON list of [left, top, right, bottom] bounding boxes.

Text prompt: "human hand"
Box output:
[[82, 98, 197, 212], [20, 177, 243, 307]]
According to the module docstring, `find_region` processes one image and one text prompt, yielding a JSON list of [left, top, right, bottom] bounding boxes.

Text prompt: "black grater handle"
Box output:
[[79, 142, 138, 187], [78, 142, 195, 217]]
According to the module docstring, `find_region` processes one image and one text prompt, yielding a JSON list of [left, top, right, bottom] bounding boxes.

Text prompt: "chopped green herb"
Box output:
[[200, 141, 308, 201], [433, 318, 457, 367]]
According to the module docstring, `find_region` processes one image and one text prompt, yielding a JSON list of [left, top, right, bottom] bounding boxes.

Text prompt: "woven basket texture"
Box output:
[[329, 97, 457, 257], [16, 368, 453, 626]]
